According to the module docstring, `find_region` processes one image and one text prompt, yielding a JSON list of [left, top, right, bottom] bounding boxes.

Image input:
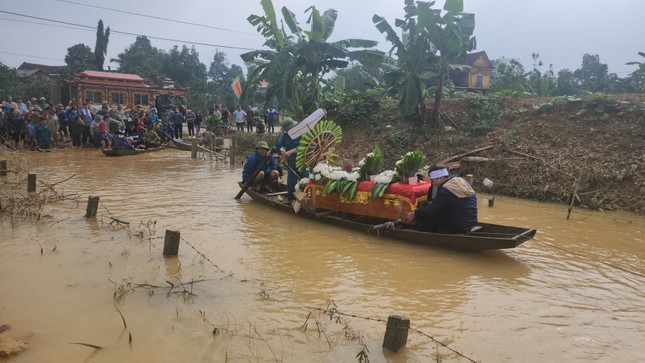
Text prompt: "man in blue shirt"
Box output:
[[242, 141, 279, 191], [404, 166, 478, 233]]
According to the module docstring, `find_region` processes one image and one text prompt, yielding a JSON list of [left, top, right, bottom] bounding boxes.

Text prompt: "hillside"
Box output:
[[335, 94, 645, 214]]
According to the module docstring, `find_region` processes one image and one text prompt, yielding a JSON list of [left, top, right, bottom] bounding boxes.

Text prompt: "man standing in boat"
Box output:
[[403, 166, 477, 233], [273, 117, 308, 200], [242, 141, 279, 192]]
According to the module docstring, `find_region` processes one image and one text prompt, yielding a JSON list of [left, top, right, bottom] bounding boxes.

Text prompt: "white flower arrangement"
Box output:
[[371, 170, 399, 200], [297, 177, 311, 191]]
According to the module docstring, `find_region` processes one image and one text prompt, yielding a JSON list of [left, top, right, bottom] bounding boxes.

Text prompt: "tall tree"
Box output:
[[418, 0, 476, 124], [65, 43, 95, 76], [574, 54, 616, 93], [625, 52, 645, 92], [208, 50, 243, 107], [489, 57, 527, 93], [111, 36, 164, 83], [94, 20, 110, 71], [241, 0, 382, 119], [373, 0, 433, 124]]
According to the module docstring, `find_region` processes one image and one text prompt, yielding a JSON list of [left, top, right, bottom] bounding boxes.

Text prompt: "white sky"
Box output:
[[0, 0, 643, 77]]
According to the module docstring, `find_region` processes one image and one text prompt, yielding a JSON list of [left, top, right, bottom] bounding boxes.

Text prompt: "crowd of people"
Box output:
[[209, 103, 280, 134], [0, 95, 206, 151]]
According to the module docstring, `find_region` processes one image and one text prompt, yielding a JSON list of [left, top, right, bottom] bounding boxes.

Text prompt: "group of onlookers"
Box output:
[[210, 103, 279, 134], [0, 95, 204, 151]]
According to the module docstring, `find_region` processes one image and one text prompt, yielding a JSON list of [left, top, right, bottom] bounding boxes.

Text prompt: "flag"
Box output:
[[231, 76, 242, 100]]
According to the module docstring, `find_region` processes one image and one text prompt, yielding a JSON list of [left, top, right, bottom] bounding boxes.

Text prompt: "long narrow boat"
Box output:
[[238, 181, 536, 252], [102, 144, 167, 156], [171, 139, 227, 153]]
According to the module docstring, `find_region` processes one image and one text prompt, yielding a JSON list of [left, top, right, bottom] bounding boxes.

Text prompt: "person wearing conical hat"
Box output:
[[273, 117, 308, 200], [242, 140, 279, 191]]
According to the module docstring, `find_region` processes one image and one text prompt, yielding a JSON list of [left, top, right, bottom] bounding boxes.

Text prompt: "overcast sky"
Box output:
[[1, 0, 643, 78]]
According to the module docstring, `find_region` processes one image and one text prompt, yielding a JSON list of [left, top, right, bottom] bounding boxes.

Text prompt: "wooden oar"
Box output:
[[234, 149, 273, 199]]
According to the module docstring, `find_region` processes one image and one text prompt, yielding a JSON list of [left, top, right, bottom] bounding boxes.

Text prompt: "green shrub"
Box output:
[[464, 96, 501, 136]]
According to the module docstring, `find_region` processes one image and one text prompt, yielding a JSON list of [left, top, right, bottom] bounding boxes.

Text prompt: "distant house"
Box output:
[[15, 62, 67, 104], [65, 70, 189, 112], [450, 51, 491, 93]]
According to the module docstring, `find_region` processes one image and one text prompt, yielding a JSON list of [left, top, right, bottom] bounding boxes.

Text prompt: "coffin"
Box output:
[[304, 179, 432, 220]]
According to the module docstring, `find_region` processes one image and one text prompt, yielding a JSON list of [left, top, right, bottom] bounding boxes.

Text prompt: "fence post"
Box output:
[[383, 315, 409, 353], [163, 230, 181, 256], [85, 196, 100, 218], [0, 160, 7, 177], [488, 197, 495, 207], [27, 173, 36, 192], [229, 137, 235, 164], [191, 138, 197, 159]]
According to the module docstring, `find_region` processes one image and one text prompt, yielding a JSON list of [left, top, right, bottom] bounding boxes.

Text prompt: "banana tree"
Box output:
[[418, 0, 476, 124], [242, 0, 383, 119], [373, 0, 435, 125]]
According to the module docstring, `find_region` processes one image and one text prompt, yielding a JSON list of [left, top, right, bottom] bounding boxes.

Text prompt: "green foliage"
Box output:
[[386, 127, 419, 152], [395, 150, 425, 177], [242, 0, 383, 119], [207, 50, 243, 108], [464, 96, 500, 136], [356, 345, 370, 363], [111, 36, 164, 84], [574, 54, 617, 93], [65, 43, 95, 76], [94, 20, 110, 71], [358, 146, 385, 179], [490, 57, 527, 93], [322, 88, 385, 127]]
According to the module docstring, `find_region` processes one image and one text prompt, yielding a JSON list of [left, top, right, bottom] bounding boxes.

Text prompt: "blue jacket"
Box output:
[[415, 177, 478, 233], [242, 151, 277, 183]]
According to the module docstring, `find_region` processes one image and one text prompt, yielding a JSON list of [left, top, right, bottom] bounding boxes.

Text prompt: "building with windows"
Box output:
[[65, 70, 189, 110], [450, 51, 491, 93]]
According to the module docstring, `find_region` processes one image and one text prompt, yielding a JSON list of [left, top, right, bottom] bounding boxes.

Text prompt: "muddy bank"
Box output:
[[335, 94, 645, 214]]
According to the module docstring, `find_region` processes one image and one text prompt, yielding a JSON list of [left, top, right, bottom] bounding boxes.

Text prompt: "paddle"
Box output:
[[234, 149, 273, 199]]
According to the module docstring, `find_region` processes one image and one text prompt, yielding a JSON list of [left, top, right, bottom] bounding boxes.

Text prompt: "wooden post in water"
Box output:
[[488, 197, 495, 207], [163, 230, 180, 256], [85, 196, 100, 218], [383, 315, 409, 352], [27, 173, 36, 192], [465, 174, 474, 185], [191, 138, 197, 159], [229, 137, 235, 164], [0, 160, 7, 177]]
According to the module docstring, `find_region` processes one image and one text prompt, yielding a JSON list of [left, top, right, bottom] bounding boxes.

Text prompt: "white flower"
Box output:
[[345, 172, 360, 182], [329, 170, 346, 180], [358, 158, 366, 167], [314, 174, 322, 182], [297, 177, 311, 191], [374, 170, 398, 184], [313, 163, 328, 174]]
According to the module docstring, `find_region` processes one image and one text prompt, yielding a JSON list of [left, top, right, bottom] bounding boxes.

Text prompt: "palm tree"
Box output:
[[418, 0, 476, 124], [241, 0, 383, 119]]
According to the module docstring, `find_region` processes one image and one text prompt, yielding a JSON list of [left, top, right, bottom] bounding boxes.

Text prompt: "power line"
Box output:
[[57, 0, 256, 36], [0, 50, 64, 62], [0, 10, 258, 52]]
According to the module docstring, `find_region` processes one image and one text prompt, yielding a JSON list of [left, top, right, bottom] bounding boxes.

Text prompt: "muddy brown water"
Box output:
[[1, 148, 643, 362]]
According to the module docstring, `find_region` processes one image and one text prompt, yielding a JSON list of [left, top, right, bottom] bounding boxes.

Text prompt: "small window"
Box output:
[[475, 74, 484, 88], [111, 92, 126, 105], [133, 94, 149, 106], [85, 91, 102, 104]]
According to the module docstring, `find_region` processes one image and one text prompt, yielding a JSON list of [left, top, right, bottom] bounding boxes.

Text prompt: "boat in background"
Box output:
[[102, 144, 166, 156]]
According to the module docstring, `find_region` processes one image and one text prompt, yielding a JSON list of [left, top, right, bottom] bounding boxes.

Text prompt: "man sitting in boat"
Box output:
[[142, 128, 161, 148], [242, 141, 279, 192], [200, 127, 216, 150], [403, 166, 477, 233], [153, 122, 171, 143], [112, 129, 135, 150]]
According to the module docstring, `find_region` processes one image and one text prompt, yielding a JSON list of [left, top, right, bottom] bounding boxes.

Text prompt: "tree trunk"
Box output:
[[430, 78, 443, 126], [415, 77, 426, 127]]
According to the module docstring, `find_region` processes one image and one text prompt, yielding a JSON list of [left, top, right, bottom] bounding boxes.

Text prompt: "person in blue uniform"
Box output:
[[403, 166, 478, 233], [242, 141, 279, 191], [273, 117, 308, 200]]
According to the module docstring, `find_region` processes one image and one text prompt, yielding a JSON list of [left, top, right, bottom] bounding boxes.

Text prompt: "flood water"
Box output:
[[1, 148, 644, 363]]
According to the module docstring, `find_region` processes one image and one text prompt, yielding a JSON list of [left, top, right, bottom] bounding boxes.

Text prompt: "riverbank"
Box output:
[[334, 94, 645, 214]]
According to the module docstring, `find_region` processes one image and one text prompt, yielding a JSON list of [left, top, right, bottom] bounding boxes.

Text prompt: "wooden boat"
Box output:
[[171, 138, 226, 153], [102, 144, 167, 156], [238, 181, 536, 252]]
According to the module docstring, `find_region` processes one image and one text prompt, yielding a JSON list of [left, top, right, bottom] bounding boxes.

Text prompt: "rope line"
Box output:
[[179, 236, 226, 274], [305, 306, 478, 363]]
